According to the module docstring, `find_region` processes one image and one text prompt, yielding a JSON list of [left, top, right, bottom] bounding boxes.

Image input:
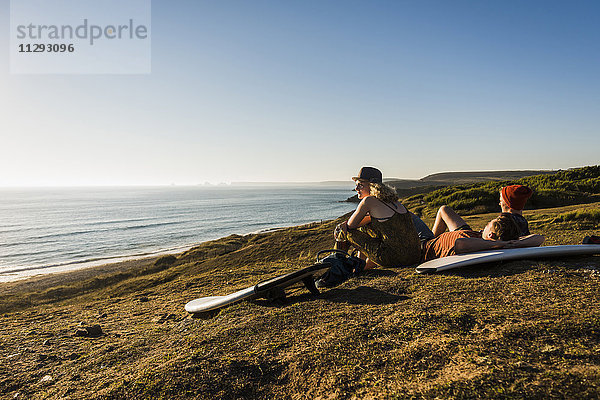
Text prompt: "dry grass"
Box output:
[[1, 203, 599, 399]]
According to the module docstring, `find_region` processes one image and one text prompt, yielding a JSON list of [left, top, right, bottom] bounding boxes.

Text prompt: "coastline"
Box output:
[[0, 185, 355, 285], [0, 244, 195, 284], [0, 223, 297, 293], [0, 254, 162, 297], [0, 224, 297, 285]]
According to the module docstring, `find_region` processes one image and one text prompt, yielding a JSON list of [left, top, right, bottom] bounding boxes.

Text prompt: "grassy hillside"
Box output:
[[404, 165, 600, 217], [1, 202, 599, 399], [384, 170, 554, 196], [346, 168, 559, 203], [419, 170, 555, 184]]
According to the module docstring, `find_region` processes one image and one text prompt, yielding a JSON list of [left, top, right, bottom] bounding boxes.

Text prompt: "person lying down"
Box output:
[[419, 205, 545, 262]]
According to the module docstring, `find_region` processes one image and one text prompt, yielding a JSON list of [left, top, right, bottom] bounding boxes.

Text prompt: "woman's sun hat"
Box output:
[[352, 167, 382, 184]]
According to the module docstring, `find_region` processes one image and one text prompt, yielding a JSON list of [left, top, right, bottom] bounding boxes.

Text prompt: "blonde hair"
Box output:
[[369, 183, 399, 204]]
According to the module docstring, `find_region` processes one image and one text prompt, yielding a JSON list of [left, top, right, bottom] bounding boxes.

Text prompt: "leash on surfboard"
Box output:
[[313, 249, 366, 289], [184, 249, 369, 316], [252, 249, 364, 302]]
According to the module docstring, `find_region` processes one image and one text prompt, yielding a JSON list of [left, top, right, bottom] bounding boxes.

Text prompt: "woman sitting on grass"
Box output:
[[334, 167, 421, 269]]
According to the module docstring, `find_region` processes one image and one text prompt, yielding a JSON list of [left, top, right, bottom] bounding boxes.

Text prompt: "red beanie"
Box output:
[[501, 185, 533, 210]]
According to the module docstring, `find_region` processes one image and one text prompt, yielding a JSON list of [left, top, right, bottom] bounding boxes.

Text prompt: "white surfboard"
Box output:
[[185, 261, 332, 314], [185, 287, 257, 314], [416, 245, 600, 274]]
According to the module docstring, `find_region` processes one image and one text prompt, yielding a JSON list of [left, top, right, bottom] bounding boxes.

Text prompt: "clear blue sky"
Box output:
[[1, 0, 598, 186]]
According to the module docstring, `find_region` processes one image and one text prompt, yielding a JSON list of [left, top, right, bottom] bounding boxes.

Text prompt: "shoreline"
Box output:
[[0, 224, 298, 285], [0, 244, 195, 284], [0, 254, 163, 297], [0, 222, 315, 293], [1, 185, 355, 285]]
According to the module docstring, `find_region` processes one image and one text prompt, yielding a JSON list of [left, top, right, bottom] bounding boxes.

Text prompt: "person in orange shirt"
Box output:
[[421, 205, 545, 262]]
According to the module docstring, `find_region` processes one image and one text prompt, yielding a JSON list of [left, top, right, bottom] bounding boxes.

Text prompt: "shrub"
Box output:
[[555, 209, 600, 223], [403, 166, 600, 216]]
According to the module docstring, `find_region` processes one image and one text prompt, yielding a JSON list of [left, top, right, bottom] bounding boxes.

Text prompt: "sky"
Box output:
[[0, 0, 599, 186]]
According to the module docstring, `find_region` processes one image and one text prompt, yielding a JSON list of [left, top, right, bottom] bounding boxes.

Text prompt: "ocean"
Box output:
[[0, 185, 356, 282]]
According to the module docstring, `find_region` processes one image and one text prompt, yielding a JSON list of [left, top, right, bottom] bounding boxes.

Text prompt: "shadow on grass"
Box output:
[[434, 254, 600, 279], [251, 285, 408, 309], [439, 260, 533, 278], [321, 285, 409, 305], [362, 268, 398, 277]]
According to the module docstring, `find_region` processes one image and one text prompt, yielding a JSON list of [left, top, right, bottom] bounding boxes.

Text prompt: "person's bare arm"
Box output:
[[335, 199, 372, 240], [455, 234, 545, 254], [347, 198, 372, 229], [454, 238, 507, 254], [505, 234, 546, 248]]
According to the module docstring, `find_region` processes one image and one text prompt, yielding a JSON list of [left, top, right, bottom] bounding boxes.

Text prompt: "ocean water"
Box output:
[[0, 185, 356, 282]]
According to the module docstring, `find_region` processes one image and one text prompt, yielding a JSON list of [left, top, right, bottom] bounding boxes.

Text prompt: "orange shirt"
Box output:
[[422, 230, 482, 261]]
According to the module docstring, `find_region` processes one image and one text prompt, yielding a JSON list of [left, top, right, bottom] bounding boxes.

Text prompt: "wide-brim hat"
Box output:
[[352, 166, 382, 184]]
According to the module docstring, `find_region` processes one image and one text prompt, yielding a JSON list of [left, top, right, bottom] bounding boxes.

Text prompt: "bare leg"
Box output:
[[432, 205, 468, 237], [355, 251, 376, 270], [364, 258, 378, 270]]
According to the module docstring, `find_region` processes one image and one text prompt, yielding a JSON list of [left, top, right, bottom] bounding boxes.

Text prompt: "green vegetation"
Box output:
[[555, 209, 600, 223], [404, 165, 600, 217]]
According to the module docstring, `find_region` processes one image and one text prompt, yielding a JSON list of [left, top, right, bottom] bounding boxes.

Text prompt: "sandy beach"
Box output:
[[0, 255, 161, 298]]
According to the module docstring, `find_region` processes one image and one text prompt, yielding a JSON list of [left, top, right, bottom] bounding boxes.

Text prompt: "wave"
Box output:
[[0, 216, 183, 236], [118, 221, 187, 231], [0, 239, 59, 248], [0, 248, 57, 258], [27, 220, 188, 241]]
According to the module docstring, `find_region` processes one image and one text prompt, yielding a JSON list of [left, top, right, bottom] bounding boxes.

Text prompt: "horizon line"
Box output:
[[1, 166, 591, 189]]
